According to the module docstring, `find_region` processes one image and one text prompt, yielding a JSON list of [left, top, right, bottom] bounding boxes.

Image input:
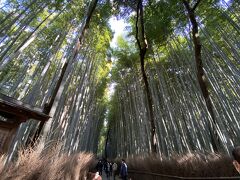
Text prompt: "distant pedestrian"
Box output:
[[119, 159, 128, 180], [112, 162, 118, 180], [97, 160, 103, 175], [109, 162, 113, 176], [105, 161, 110, 178]]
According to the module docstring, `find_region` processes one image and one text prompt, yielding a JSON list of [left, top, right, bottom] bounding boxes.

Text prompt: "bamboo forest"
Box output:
[[0, 0, 240, 179]]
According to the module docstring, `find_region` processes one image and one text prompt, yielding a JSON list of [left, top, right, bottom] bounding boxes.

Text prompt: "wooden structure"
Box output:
[[0, 93, 50, 154]]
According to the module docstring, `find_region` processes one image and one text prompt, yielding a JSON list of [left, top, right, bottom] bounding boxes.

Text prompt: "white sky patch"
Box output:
[[108, 82, 116, 97], [109, 17, 128, 48], [107, 17, 128, 97], [0, 0, 6, 5], [219, 0, 231, 9]]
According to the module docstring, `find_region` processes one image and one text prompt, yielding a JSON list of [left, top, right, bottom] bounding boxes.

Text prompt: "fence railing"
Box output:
[[128, 169, 240, 180]]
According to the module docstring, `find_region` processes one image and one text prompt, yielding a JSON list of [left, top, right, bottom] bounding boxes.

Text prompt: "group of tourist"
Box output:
[[88, 159, 128, 180], [87, 147, 240, 180]]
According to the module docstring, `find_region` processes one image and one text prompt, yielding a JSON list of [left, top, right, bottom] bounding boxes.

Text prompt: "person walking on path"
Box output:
[[112, 162, 118, 180], [97, 160, 103, 175], [109, 162, 113, 177], [119, 159, 128, 180], [104, 161, 110, 178]]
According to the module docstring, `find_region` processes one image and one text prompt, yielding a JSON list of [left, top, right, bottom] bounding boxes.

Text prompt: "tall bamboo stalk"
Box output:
[[135, 0, 157, 154]]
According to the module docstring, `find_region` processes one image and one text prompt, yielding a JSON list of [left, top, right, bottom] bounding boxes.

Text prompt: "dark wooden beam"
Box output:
[[0, 94, 50, 122]]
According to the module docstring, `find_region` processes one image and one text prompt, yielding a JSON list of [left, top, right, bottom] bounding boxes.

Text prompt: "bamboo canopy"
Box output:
[[0, 0, 239, 161]]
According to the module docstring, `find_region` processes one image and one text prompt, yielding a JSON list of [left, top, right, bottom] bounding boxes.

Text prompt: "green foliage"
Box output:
[[113, 36, 138, 66], [144, 0, 182, 45]]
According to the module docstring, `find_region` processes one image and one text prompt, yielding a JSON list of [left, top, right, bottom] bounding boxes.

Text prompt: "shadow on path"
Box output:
[[101, 172, 121, 180]]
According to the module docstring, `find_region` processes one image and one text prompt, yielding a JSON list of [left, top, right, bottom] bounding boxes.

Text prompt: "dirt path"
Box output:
[[101, 172, 121, 180]]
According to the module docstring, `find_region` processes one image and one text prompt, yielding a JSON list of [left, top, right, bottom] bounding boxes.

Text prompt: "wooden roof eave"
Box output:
[[0, 95, 50, 122]]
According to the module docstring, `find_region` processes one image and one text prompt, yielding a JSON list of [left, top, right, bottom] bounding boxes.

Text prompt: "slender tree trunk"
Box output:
[[182, 0, 219, 152], [31, 59, 68, 145], [0, 12, 54, 71], [135, 0, 157, 154], [0, 6, 45, 65], [32, 0, 99, 145]]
